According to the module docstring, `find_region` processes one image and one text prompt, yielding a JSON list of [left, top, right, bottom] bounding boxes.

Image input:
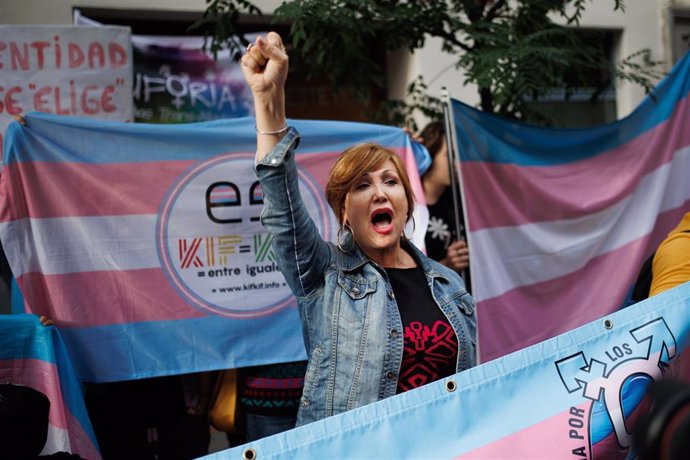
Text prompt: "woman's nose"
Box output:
[[372, 183, 387, 200]]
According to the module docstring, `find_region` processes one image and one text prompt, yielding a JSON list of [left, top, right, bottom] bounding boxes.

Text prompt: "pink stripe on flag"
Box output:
[[2, 147, 421, 222], [1, 160, 195, 221], [478, 205, 690, 362], [455, 402, 594, 459], [17, 268, 206, 327], [0, 358, 67, 429], [397, 146, 427, 207], [0, 358, 101, 459], [462, 95, 690, 231], [296, 152, 341, 191]]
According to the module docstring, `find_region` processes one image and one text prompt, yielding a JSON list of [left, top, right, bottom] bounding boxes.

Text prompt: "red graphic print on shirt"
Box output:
[[397, 320, 458, 393]]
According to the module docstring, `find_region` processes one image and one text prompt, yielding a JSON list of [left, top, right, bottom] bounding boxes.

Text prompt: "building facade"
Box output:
[[5, 0, 690, 126]]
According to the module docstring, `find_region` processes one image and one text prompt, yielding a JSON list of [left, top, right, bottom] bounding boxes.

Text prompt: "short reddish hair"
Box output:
[[326, 142, 415, 225]]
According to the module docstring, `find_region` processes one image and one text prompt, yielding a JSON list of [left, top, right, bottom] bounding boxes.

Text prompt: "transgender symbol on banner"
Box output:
[[555, 317, 676, 458], [157, 153, 333, 318]]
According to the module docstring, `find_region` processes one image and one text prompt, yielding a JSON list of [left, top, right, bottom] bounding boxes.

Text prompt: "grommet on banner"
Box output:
[[603, 318, 614, 330], [445, 380, 457, 392], [243, 448, 257, 460]]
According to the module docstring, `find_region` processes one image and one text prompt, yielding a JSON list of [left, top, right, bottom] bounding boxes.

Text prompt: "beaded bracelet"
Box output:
[[255, 125, 289, 136]]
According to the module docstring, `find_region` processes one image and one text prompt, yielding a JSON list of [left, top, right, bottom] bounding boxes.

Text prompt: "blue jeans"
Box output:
[[244, 413, 296, 442]]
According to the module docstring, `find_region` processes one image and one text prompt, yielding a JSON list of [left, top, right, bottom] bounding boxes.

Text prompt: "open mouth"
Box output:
[[371, 208, 394, 234]]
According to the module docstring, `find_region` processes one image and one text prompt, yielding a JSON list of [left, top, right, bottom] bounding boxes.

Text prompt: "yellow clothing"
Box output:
[[650, 212, 690, 296]]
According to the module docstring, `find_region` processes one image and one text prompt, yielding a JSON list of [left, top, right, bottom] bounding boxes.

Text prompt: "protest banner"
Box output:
[[0, 314, 100, 458], [0, 25, 133, 148], [452, 51, 690, 362], [74, 11, 255, 123], [203, 281, 690, 459], [131, 34, 258, 123], [0, 114, 425, 382]]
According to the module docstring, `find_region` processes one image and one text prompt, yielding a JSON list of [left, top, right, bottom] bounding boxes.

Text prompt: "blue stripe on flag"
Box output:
[[59, 311, 307, 382], [0, 314, 57, 363], [453, 51, 690, 166], [3, 116, 409, 165]]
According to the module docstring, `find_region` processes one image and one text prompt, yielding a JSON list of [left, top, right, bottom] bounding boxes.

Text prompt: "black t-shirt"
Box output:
[[387, 266, 459, 394], [424, 187, 472, 293], [424, 187, 465, 263]]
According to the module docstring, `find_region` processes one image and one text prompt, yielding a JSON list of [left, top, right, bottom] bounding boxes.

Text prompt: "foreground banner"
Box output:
[[206, 281, 690, 459], [0, 114, 425, 382], [453, 52, 690, 362], [0, 314, 100, 458]]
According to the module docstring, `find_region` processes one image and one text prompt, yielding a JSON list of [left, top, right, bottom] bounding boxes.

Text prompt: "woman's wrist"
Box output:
[[253, 91, 287, 161], [254, 99, 286, 133]]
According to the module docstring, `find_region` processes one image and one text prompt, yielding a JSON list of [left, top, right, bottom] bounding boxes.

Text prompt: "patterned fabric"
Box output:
[[398, 320, 458, 392], [240, 362, 307, 416], [386, 267, 459, 394], [424, 188, 464, 263]]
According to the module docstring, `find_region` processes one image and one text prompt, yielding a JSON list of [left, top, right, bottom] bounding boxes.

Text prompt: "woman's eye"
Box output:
[[385, 179, 398, 185], [356, 182, 369, 190]]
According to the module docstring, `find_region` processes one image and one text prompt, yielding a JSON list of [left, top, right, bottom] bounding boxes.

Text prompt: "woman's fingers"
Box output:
[[241, 32, 288, 92], [266, 31, 283, 49], [244, 34, 284, 71], [264, 32, 287, 59], [241, 52, 263, 72], [39, 315, 54, 326], [247, 37, 268, 67], [447, 240, 469, 271]]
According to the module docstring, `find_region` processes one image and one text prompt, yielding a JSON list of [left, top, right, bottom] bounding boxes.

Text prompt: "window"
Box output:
[[522, 29, 618, 128]]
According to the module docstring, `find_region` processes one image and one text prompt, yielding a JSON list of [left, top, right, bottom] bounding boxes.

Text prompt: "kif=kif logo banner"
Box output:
[[157, 151, 328, 318], [0, 114, 420, 382]]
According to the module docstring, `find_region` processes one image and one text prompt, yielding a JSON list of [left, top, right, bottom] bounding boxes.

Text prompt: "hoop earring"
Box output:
[[402, 214, 416, 240], [337, 222, 354, 252]]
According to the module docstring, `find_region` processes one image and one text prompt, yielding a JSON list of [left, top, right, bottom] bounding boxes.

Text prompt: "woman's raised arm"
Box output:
[[240, 32, 289, 162]]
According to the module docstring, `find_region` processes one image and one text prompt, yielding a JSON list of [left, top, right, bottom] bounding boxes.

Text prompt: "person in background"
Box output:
[[632, 212, 690, 459], [649, 212, 690, 296], [419, 122, 470, 279], [238, 361, 307, 441], [0, 382, 79, 459], [240, 32, 476, 426]]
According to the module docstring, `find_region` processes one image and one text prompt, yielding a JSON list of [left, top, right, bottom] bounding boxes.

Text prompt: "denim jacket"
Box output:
[[255, 127, 477, 426]]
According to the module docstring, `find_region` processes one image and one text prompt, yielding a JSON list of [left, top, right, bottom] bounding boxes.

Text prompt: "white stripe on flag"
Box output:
[[471, 146, 690, 302], [42, 425, 71, 456], [0, 214, 159, 276]]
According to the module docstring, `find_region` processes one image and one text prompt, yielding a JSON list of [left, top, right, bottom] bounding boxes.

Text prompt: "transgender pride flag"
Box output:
[[0, 314, 100, 458], [454, 52, 690, 362], [0, 115, 424, 382]]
